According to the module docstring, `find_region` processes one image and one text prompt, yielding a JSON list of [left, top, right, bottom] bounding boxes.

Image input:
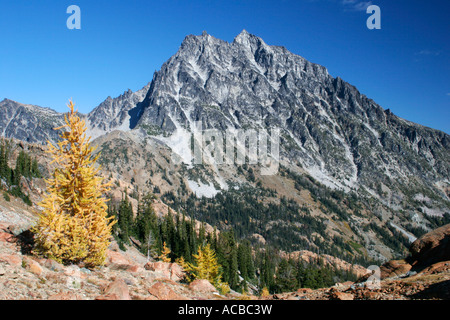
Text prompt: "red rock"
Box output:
[[361, 291, 381, 300], [144, 261, 184, 281], [0, 222, 10, 232], [96, 278, 131, 300], [48, 292, 82, 300], [409, 223, 450, 266], [417, 260, 450, 275], [0, 253, 22, 267], [297, 288, 313, 294], [23, 257, 44, 277], [329, 291, 354, 300], [380, 260, 412, 279], [106, 250, 141, 271], [126, 265, 142, 273], [188, 279, 217, 293], [106, 250, 131, 267], [169, 263, 185, 282], [42, 259, 65, 272], [0, 232, 14, 243], [144, 261, 167, 271], [148, 281, 185, 300]]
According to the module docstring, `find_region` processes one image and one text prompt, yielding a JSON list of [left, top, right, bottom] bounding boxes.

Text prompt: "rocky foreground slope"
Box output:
[[1, 207, 449, 300], [270, 223, 450, 300]]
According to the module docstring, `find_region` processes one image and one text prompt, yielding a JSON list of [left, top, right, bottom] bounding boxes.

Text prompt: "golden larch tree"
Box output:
[[159, 241, 172, 263], [33, 100, 115, 267], [183, 244, 228, 290]]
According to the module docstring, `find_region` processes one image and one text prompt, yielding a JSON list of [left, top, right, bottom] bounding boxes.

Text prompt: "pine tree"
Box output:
[[33, 100, 115, 267], [118, 192, 133, 244], [31, 157, 40, 177], [217, 230, 239, 289], [260, 248, 276, 292], [134, 192, 159, 259], [0, 142, 6, 178], [274, 258, 297, 293], [237, 241, 255, 281], [165, 208, 176, 254]]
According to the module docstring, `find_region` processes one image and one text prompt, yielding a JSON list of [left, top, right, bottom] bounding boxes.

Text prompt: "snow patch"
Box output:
[[187, 180, 220, 198], [85, 113, 131, 141], [389, 222, 417, 243], [305, 165, 349, 191], [421, 206, 446, 217], [156, 127, 193, 166], [188, 58, 208, 85]]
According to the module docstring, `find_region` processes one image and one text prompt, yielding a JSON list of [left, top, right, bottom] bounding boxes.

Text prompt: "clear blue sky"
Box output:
[[1, 0, 449, 133]]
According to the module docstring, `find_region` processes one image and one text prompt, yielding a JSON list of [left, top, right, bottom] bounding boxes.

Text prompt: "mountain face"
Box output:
[[0, 83, 150, 143], [0, 99, 66, 144], [135, 30, 449, 196], [1, 30, 449, 262], [86, 83, 150, 140]]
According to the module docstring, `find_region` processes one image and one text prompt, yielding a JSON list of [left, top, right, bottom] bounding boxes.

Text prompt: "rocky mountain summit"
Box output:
[[0, 82, 150, 144], [0, 30, 449, 264], [86, 83, 150, 140], [134, 29, 449, 199], [2, 30, 448, 196], [0, 99, 66, 144]]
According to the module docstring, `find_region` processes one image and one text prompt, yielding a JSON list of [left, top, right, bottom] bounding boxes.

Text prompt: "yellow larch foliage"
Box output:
[[183, 244, 227, 289], [260, 287, 270, 298], [159, 241, 172, 262], [175, 256, 186, 267], [33, 100, 115, 267]]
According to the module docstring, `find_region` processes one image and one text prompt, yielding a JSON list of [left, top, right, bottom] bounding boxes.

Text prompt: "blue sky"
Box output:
[[0, 0, 449, 133]]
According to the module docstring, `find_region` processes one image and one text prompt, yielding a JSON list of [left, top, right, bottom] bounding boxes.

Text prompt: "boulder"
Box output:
[[42, 258, 65, 272], [0, 253, 22, 267], [0, 232, 14, 243], [329, 291, 354, 300], [48, 292, 82, 300], [144, 261, 167, 272], [96, 278, 131, 300], [297, 288, 313, 294], [409, 223, 450, 267], [106, 249, 141, 272], [417, 261, 450, 276], [144, 261, 185, 281], [148, 281, 186, 300], [23, 256, 44, 276], [379, 260, 412, 279], [360, 290, 382, 300], [188, 279, 217, 293], [106, 249, 131, 267], [169, 263, 185, 282], [126, 265, 143, 273]]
